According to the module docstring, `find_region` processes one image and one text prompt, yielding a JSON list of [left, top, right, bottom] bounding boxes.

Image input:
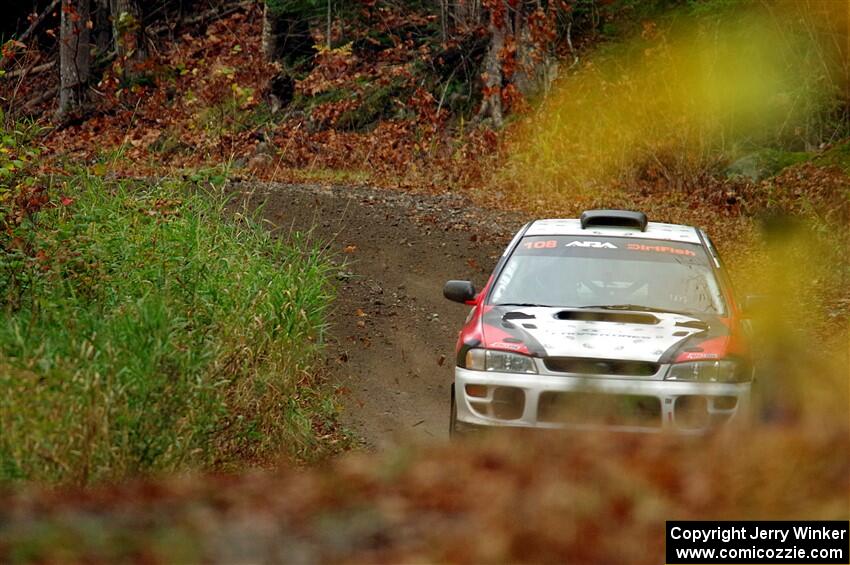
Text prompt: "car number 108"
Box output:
[[522, 240, 558, 249]]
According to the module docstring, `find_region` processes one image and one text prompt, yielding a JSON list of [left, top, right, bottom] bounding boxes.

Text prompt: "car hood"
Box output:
[[481, 306, 727, 363]]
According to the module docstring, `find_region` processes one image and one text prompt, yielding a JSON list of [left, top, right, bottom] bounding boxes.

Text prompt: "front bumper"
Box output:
[[455, 367, 751, 434]]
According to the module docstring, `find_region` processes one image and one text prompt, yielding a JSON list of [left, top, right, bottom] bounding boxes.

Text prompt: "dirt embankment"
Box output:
[[234, 183, 524, 447]]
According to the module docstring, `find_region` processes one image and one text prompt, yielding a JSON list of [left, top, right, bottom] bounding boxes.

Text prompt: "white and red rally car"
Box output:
[[445, 210, 755, 435]]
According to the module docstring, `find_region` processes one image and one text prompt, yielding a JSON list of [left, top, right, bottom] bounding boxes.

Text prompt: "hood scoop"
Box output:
[[544, 357, 659, 376], [503, 311, 536, 320], [675, 319, 709, 330], [554, 310, 659, 325]]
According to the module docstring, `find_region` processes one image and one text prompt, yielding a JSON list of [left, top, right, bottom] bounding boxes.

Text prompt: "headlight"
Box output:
[[464, 349, 537, 374], [665, 360, 749, 383]]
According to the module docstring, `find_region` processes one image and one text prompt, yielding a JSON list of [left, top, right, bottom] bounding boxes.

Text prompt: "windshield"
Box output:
[[489, 235, 726, 315]]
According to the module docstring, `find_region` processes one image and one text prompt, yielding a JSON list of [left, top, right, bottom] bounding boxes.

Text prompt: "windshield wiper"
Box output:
[[579, 304, 701, 318]]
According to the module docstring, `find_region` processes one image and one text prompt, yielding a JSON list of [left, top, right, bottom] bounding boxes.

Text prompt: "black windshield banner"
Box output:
[[515, 236, 710, 265]]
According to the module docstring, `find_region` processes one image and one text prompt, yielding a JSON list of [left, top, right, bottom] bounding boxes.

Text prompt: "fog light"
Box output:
[[675, 395, 709, 429], [465, 384, 488, 398], [492, 386, 525, 420], [712, 395, 738, 410]]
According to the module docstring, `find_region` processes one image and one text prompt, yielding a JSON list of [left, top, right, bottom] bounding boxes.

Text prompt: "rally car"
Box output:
[[444, 210, 755, 435]]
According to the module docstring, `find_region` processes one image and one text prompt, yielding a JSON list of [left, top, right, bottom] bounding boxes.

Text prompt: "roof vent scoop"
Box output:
[[580, 210, 648, 232]]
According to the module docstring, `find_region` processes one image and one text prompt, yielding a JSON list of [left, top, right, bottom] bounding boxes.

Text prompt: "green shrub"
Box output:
[[0, 174, 343, 484]]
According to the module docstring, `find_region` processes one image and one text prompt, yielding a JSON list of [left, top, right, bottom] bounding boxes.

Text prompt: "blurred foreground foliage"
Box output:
[[0, 423, 847, 563], [504, 0, 849, 199]]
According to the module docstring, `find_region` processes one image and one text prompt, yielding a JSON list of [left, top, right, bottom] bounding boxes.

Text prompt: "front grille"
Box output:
[[538, 392, 661, 427], [544, 357, 659, 377]]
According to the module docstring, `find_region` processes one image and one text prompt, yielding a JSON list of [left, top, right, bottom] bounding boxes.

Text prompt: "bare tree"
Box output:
[[111, 0, 146, 78], [57, 0, 91, 121], [456, 0, 483, 26], [262, 1, 280, 62], [477, 0, 559, 126], [92, 0, 113, 55], [262, 0, 294, 62], [477, 1, 507, 127], [262, 0, 319, 64], [439, 0, 483, 37]]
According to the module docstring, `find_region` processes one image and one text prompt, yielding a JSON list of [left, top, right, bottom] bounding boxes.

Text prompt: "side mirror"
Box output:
[[444, 280, 476, 304], [741, 294, 767, 317]]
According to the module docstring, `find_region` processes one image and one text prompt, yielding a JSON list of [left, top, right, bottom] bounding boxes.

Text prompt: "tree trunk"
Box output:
[[262, 1, 292, 63], [476, 0, 561, 125], [262, 1, 315, 64], [439, 0, 448, 41], [110, 0, 146, 78], [477, 1, 506, 127], [454, 0, 483, 29], [92, 0, 112, 55], [57, 0, 91, 121], [440, 0, 483, 35], [262, 2, 277, 62]]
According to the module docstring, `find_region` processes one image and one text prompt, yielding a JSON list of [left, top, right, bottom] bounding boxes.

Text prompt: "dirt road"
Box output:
[[235, 182, 523, 448]]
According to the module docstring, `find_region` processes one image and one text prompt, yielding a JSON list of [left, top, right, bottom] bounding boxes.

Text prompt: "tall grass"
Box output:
[[0, 173, 342, 483]]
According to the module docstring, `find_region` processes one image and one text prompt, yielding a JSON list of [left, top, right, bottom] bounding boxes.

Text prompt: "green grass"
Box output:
[[0, 172, 346, 484], [725, 148, 813, 181], [814, 139, 850, 173]]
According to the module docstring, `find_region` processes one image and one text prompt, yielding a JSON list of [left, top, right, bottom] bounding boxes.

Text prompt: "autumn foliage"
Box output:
[[1, 425, 847, 563]]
